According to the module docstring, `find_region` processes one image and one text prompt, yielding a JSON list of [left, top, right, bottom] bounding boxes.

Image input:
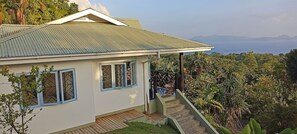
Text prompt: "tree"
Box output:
[[16, 0, 28, 24], [241, 52, 258, 71], [219, 118, 266, 134], [286, 49, 297, 83], [0, 65, 53, 134], [150, 54, 179, 72], [152, 52, 297, 133], [257, 104, 297, 134], [68, 3, 79, 15], [0, 0, 79, 25], [0, 0, 18, 24]]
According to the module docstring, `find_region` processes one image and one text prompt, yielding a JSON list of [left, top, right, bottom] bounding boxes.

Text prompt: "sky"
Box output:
[[69, 0, 297, 39]]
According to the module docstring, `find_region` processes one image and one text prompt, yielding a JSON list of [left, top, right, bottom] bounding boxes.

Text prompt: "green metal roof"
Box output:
[[0, 24, 34, 38], [0, 23, 211, 59], [116, 18, 142, 29]]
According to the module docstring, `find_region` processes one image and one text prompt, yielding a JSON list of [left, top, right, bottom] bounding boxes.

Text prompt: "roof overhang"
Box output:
[[0, 47, 212, 66], [47, 8, 127, 26]]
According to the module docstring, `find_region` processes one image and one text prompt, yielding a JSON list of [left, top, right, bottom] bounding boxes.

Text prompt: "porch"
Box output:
[[149, 53, 186, 100], [64, 110, 145, 134]]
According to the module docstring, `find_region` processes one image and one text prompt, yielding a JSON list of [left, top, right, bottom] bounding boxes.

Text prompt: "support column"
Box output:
[[179, 53, 185, 92], [143, 61, 150, 113]]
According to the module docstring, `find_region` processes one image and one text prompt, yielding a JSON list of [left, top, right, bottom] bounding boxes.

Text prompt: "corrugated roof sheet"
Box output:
[[0, 24, 34, 38], [116, 18, 142, 29], [0, 23, 211, 58]]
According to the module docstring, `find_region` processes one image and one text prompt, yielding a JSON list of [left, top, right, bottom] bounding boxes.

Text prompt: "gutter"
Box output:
[[0, 47, 212, 66]]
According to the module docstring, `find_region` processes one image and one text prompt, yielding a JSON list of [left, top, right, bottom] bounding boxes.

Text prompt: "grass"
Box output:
[[105, 122, 179, 134]]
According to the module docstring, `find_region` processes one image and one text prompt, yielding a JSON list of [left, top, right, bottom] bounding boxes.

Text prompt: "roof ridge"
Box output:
[[122, 24, 212, 48], [0, 24, 49, 44], [98, 23, 211, 48], [0, 24, 35, 27]]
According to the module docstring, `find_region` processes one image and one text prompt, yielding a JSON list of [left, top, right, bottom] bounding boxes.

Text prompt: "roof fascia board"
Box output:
[[0, 53, 156, 66], [0, 47, 212, 66], [47, 8, 127, 26]]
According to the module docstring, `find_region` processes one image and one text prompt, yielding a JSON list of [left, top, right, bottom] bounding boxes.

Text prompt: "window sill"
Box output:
[[28, 99, 77, 109], [101, 85, 137, 92]]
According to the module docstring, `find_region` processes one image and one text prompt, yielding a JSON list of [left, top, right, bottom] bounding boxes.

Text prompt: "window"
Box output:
[[115, 64, 125, 88], [60, 70, 76, 102], [131, 62, 137, 86], [126, 63, 132, 86], [101, 61, 137, 90], [102, 65, 112, 89], [42, 72, 59, 105], [127, 62, 137, 87], [21, 69, 77, 108]]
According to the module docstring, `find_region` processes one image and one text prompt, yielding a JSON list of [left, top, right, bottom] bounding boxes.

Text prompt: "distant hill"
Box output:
[[191, 35, 297, 54]]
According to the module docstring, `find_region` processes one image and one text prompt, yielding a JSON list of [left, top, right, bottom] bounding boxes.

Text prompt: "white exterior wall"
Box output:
[[93, 57, 148, 116], [0, 60, 96, 134], [0, 56, 149, 134]]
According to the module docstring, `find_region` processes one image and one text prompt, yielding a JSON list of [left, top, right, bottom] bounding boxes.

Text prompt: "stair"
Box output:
[[164, 97, 208, 134]]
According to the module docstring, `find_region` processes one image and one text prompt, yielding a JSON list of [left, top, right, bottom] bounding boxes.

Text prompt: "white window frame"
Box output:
[[19, 69, 77, 108], [100, 64, 113, 90], [100, 60, 137, 91], [130, 62, 137, 86], [41, 71, 60, 106], [114, 63, 127, 88], [60, 69, 77, 103]]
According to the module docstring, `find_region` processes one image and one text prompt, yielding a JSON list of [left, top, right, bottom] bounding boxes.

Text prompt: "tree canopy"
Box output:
[[0, 0, 78, 25], [286, 49, 297, 83], [151, 52, 297, 134]]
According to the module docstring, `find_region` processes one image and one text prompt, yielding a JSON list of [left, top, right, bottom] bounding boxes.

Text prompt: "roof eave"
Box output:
[[0, 47, 213, 66]]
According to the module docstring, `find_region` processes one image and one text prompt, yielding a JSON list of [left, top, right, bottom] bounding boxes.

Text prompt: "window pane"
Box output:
[[115, 64, 125, 87], [102, 65, 112, 89], [42, 73, 58, 104], [126, 63, 131, 86], [22, 75, 38, 106], [62, 71, 75, 101], [131, 63, 137, 85]]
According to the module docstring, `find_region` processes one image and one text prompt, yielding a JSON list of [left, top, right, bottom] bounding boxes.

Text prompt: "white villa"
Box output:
[[0, 9, 217, 134]]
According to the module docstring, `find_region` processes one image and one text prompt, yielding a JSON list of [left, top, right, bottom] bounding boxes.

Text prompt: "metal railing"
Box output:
[[176, 89, 219, 134], [149, 70, 178, 99]]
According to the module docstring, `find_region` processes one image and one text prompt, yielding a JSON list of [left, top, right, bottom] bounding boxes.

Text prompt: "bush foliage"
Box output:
[[151, 51, 297, 133]]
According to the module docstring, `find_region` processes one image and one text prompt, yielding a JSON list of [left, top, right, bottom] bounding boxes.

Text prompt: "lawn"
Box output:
[[105, 122, 179, 134]]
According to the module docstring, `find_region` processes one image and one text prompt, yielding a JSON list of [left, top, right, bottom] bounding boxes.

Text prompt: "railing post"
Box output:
[[153, 78, 158, 99], [149, 79, 153, 100], [179, 53, 185, 92], [175, 73, 179, 94]]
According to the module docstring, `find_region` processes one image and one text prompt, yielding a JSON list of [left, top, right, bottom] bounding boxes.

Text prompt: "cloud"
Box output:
[[249, 12, 297, 23], [69, 0, 110, 16], [92, 4, 110, 16]]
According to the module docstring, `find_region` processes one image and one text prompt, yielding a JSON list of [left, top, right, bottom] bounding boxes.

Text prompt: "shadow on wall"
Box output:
[[128, 91, 138, 105]]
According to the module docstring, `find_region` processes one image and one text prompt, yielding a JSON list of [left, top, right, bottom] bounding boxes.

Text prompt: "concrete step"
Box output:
[[195, 125, 206, 134], [166, 104, 185, 115], [185, 126, 206, 134], [180, 119, 206, 134], [165, 99, 180, 107], [179, 119, 200, 128], [176, 114, 194, 122], [162, 97, 209, 134], [162, 96, 176, 102], [190, 126, 206, 134], [170, 109, 190, 119]]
